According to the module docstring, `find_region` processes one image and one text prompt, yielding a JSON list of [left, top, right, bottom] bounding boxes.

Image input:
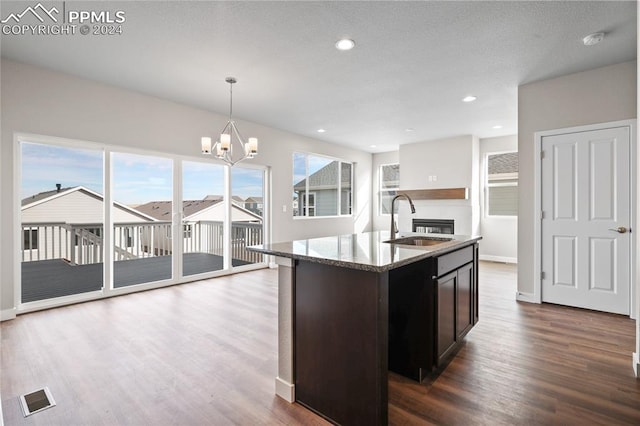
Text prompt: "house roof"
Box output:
[[294, 161, 351, 191], [135, 198, 262, 221], [21, 186, 156, 221], [204, 195, 224, 202], [22, 186, 75, 206], [135, 200, 217, 220], [381, 164, 399, 188], [488, 152, 519, 175], [245, 196, 263, 203]]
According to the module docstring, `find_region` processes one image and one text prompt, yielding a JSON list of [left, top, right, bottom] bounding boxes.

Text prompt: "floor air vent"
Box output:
[[19, 387, 56, 417]]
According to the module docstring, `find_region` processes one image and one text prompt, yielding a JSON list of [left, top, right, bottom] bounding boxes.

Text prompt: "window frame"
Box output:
[[292, 152, 354, 219], [22, 229, 38, 250], [379, 163, 399, 216], [485, 151, 518, 217]]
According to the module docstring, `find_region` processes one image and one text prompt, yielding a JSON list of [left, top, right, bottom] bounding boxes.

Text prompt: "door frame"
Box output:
[[533, 119, 637, 318]]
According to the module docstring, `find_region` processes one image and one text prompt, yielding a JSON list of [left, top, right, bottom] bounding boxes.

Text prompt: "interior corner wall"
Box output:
[[517, 60, 637, 298], [0, 59, 373, 315], [471, 135, 480, 237], [371, 150, 399, 231]]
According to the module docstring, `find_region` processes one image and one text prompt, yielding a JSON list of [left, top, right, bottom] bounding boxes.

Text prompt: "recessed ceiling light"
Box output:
[[462, 96, 477, 103], [335, 38, 355, 51], [405, 128, 414, 132], [492, 125, 503, 129], [370, 144, 377, 148], [583, 32, 605, 46], [317, 129, 326, 133]]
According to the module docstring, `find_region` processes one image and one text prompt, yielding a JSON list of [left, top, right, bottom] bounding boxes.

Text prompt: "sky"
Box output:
[[21, 142, 264, 205], [293, 153, 336, 186]]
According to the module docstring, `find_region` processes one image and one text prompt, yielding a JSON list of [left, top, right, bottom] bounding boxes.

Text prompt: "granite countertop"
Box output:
[[248, 231, 481, 272]]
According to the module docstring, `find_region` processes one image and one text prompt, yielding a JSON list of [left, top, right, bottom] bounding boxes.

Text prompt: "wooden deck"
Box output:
[[21, 254, 252, 303]]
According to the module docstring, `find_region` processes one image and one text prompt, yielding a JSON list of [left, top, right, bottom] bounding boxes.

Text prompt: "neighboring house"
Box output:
[[135, 197, 262, 255], [244, 196, 263, 216], [293, 161, 351, 216], [21, 186, 155, 264], [230, 195, 245, 207], [486, 152, 519, 217]]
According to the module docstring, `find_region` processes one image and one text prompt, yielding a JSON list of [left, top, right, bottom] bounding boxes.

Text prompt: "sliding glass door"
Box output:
[[112, 152, 173, 287], [20, 142, 104, 303], [18, 136, 269, 309], [182, 161, 226, 277], [231, 166, 265, 267]]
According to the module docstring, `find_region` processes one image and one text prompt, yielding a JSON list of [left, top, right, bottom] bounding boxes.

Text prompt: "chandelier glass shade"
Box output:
[[201, 77, 258, 166]]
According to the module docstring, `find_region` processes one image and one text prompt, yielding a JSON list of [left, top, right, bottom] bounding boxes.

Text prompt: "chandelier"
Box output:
[[201, 77, 258, 166]]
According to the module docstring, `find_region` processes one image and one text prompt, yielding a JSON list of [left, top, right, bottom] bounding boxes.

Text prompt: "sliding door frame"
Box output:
[[14, 133, 270, 314]]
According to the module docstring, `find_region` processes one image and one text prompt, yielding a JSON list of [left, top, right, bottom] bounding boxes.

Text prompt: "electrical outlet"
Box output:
[[433, 175, 437, 182], [282, 204, 287, 212]]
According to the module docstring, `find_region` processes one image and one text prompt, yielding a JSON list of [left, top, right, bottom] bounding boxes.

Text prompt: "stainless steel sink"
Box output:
[[383, 236, 453, 246]]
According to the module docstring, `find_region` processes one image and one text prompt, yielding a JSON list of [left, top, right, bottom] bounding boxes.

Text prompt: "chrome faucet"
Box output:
[[390, 194, 416, 236]]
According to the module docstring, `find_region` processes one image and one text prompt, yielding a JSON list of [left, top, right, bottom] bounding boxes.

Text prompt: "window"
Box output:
[[183, 224, 192, 239], [340, 163, 353, 215], [293, 153, 353, 217], [23, 229, 38, 250], [303, 192, 317, 216], [123, 228, 133, 248], [379, 163, 399, 215], [486, 152, 518, 216]]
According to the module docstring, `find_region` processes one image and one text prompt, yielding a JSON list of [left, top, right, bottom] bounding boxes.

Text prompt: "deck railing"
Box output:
[[21, 221, 263, 266]]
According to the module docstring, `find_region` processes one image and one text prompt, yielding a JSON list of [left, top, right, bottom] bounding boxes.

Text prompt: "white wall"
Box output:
[[0, 59, 373, 315], [518, 61, 637, 298], [479, 135, 518, 263], [636, 9, 640, 375], [397, 135, 480, 236], [371, 150, 399, 231]]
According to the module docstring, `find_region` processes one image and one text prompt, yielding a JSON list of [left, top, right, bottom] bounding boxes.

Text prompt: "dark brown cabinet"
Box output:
[[434, 245, 477, 366], [436, 271, 457, 363], [389, 242, 479, 380]]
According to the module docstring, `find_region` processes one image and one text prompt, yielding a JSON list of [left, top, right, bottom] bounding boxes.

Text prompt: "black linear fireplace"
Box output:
[[412, 219, 454, 234]]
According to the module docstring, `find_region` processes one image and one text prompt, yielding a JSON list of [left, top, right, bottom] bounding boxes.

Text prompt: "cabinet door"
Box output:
[[456, 262, 474, 339], [436, 271, 456, 363]]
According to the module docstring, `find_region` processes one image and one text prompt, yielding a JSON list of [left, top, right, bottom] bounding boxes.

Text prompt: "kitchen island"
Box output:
[[249, 231, 481, 426]]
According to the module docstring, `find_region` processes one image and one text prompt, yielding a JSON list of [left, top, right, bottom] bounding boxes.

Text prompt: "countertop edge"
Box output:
[[249, 235, 481, 272]]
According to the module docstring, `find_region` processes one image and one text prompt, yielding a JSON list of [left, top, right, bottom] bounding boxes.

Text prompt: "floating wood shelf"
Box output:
[[398, 188, 468, 200]]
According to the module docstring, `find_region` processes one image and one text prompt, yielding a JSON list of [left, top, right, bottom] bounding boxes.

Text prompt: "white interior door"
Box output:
[[541, 126, 631, 315]]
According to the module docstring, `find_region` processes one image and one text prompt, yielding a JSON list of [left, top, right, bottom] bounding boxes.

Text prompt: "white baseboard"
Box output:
[[634, 352, 639, 378], [275, 376, 295, 403], [479, 255, 517, 264], [0, 308, 16, 322], [515, 291, 538, 304]]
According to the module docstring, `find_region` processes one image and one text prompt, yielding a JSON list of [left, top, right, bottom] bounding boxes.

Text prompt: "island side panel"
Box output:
[[275, 257, 295, 402], [295, 260, 388, 425]]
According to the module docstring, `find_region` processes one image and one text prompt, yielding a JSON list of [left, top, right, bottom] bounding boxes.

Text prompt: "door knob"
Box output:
[[608, 226, 628, 234]]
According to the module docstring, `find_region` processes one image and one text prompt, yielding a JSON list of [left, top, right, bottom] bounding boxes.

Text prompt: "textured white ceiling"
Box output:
[[1, 1, 637, 152]]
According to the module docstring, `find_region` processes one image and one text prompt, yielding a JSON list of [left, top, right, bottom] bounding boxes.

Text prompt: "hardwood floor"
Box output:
[[2, 261, 639, 425], [389, 262, 640, 425]]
